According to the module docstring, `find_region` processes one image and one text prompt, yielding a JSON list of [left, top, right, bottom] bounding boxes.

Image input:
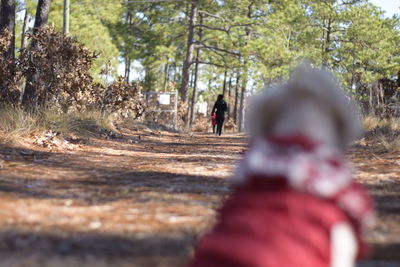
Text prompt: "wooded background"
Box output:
[[1, 0, 400, 130]]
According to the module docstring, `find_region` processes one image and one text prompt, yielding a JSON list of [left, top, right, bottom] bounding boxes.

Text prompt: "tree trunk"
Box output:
[[144, 66, 157, 91], [185, 68, 195, 123], [189, 49, 200, 127], [20, 8, 29, 50], [127, 62, 131, 82], [172, 64, 177, 83], [163, 63, 169, 91], [189, 14, 203, 128], [33, 0, 51, 34], [322, 17, 332, 67], [63, 0, 70, 34], [237, 3, 253, 131], [178, 0, 198, 104], [227, 75, 232, 120], [222, 70, 227, 95], [0, 0, 15, 59], [124, 57, 131, 82], [124, 9, 132, 83], [22, 0, 51, 107], [233, 71, 240, 124], [369, 84, 375, 115], [238, 66, 248, 132], [379, 82, 384, 110]]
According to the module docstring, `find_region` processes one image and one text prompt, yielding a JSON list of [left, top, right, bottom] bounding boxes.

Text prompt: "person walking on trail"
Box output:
[[211, 94, 227, 136]]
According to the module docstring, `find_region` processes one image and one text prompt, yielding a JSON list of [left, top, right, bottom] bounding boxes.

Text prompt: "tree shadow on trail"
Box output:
[[0, 170, 229, 205], [0, 142, 231, 205], [369, 243, 400, 261], [366, 183, 400, 216], [0, 141, 227, 266], [87, 135, 247, 156], [0, 229, 195, 264]]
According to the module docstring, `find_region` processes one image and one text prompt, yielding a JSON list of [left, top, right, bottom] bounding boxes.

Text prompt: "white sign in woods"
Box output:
[[159, 94, 170, 105]]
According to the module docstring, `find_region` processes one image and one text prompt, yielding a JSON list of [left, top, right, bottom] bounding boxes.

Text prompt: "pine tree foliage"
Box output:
[[4, 0, 400, 119]]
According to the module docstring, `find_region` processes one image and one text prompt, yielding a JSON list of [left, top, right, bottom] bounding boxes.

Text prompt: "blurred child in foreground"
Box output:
[[189, 66, 374, 267]]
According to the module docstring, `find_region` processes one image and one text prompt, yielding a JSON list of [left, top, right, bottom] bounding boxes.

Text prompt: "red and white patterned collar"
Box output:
[[232, 135, 352, 197], [232, 134, 375, 229]]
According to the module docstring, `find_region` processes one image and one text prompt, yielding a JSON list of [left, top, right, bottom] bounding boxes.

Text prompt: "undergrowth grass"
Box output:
[[0, 106, 115, 142], [364, 115, 400, 152], [363, 115, 400, 132], [377, 134, 400, 153]]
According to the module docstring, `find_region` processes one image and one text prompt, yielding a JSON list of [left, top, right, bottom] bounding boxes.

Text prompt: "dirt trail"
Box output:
[[0, 127, 398, 266], [0, 127, 245, 267]]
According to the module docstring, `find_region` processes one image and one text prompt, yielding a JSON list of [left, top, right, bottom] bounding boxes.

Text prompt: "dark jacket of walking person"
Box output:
[[211, 95, 228, 136]]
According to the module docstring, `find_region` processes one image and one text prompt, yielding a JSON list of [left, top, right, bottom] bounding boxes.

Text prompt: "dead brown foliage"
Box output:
[[192, 114, 211, 132], [19, 26, 98, 111], [224, 118, 237, 132], [192, 116, 236, 133], [0, 30, 21, 105], [0, 27, 145, 121], [177, 100, 188, 128], [101, 78, 145, 119]]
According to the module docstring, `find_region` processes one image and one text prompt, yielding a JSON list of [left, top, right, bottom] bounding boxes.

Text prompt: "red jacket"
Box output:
[[189, 135, 374, 267], [211, 112, 217, 126]]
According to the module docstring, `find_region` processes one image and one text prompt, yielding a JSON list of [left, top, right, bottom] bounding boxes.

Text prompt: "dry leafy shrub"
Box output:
[[177, 100, 188, 129], [378, 134, 400, 153], [0, 30, 22, 105], [101, 77, 145, 120], [0, 28, 148, 143], [224, 118, 237, 132], [19, 26, 98, 111], [145, 111, 177, 129], [192, 114, 211, 132], [192, 115, 237, 133]]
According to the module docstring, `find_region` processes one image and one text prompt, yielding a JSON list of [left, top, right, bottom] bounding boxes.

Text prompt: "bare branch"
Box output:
[[229, 23, 259, 28], [197, 61, 227, 68], [194, 24, 229, 33], [198, 10, 226, 21], [194, 44, 226, 59], [194, 42, 240, 57], [194, 23, 260, 36]]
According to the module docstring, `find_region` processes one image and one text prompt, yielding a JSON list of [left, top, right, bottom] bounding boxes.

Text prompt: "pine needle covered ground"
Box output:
[[0, 125, 398, 266]]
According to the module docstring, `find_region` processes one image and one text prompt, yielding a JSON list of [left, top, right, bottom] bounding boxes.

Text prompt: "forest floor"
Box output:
[[0, 124, 399, 267]]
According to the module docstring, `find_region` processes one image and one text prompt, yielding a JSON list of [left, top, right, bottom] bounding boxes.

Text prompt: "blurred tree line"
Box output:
[[0, 0, 400, 128]]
